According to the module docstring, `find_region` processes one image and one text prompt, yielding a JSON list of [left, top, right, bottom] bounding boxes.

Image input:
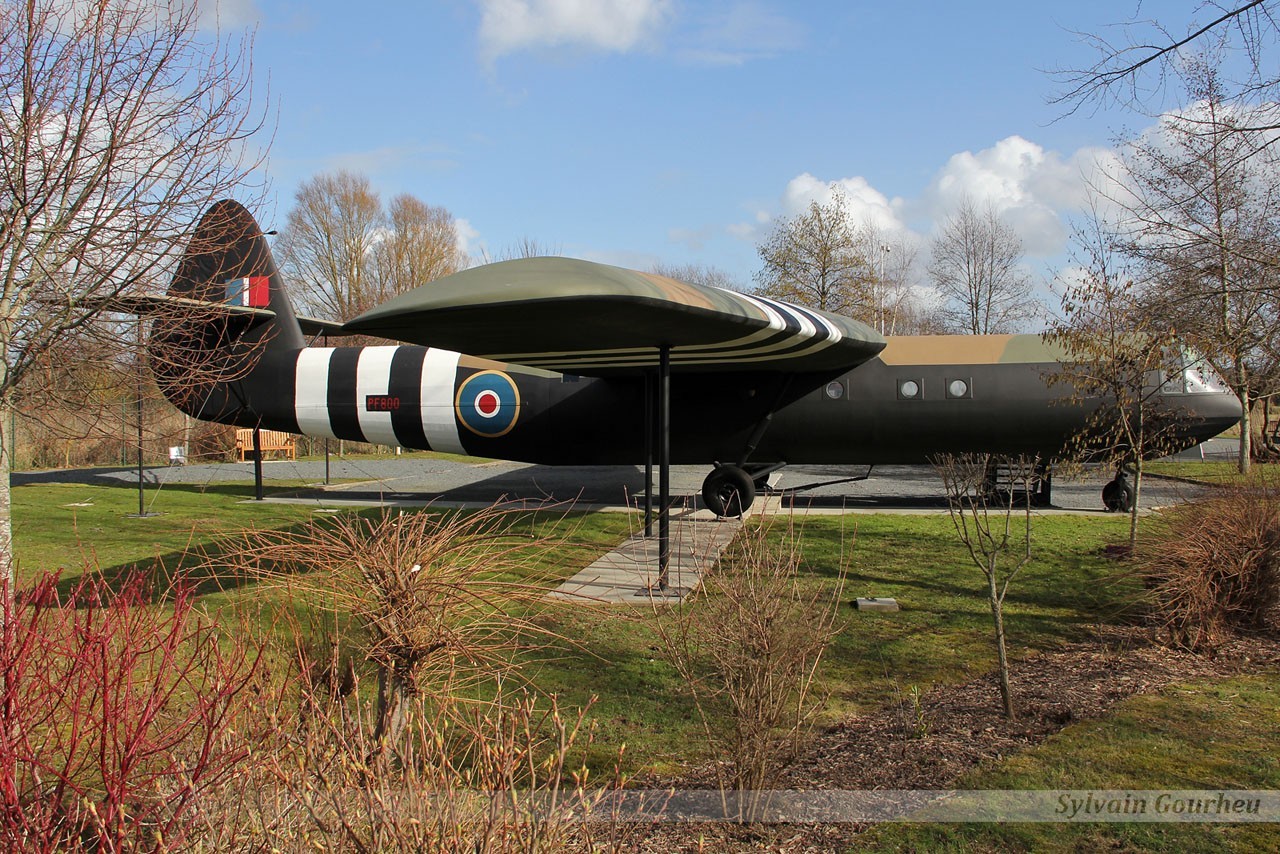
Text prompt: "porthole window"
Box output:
[[898, 379, 920, 399], [947, 378, 971, 399], [824, 380, 845, 400]]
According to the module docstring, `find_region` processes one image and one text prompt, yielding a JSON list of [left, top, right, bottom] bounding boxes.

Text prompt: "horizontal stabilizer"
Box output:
[[86, 293, 345, 338]]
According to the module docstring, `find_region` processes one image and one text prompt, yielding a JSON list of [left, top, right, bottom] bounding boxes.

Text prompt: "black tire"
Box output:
[[1102, 479, 1135, 513], [702, 465, 756, 517]]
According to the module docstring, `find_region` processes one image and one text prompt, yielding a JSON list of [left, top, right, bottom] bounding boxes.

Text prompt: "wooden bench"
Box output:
[[235, 429, 296, 462]]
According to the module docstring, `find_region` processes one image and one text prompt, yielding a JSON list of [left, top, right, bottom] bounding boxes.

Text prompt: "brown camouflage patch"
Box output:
[[879, 334, 1066, 366]]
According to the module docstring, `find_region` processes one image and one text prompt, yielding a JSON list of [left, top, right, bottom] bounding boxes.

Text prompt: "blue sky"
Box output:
[[213, 0, 1185, 290]]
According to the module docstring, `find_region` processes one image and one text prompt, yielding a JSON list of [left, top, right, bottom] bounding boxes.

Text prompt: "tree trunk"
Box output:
[[0, 398, 11, 597], [1238, 382, 1252, 474], [988, 567, 1015, 720], [1129, 464, 1142, 552], [372, 665, 411, 761]]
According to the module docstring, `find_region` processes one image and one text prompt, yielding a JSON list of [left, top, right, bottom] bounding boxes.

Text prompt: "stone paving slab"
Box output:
[[547, 496, 783, 604]]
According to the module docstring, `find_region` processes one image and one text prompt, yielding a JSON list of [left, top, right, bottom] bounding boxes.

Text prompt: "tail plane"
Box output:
[[151, 200, 305, 422]]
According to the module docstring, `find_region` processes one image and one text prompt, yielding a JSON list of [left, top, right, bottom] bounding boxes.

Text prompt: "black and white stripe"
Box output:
[[485, 291, 848, 370], [293, 346, 466, 454]]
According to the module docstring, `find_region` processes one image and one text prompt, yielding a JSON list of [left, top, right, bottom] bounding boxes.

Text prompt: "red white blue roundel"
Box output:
[[455, 370, 520, 438]]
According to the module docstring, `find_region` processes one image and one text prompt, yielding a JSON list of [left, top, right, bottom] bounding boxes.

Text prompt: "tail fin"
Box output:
[[152, 200, 304, 420]]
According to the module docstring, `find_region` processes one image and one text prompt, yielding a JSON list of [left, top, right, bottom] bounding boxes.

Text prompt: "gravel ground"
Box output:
[[15, 446, 1225, 514]]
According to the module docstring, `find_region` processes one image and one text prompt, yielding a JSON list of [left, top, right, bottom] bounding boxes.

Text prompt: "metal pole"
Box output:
[[657, 345, 671, 590], [253, 426, 263, 501], [643, 371, 653, 537], [136, 383, 145, 518], [136, 317, 145, 517], [324, 438, 331, 485]]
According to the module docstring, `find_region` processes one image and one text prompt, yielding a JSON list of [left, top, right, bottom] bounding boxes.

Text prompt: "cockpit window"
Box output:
[[1181, 348, 1231, 394]]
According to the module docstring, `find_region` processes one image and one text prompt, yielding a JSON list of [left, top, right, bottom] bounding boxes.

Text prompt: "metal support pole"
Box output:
[[643, 370, 653, 537], [253, 426, 264, 501], [136, 383, 145, 518], [136, 316, 145, 518], [657, 345, 671, 590], [324, 437, 331, 485]]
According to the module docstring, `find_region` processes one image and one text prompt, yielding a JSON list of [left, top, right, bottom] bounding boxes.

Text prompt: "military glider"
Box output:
[[141, 201, 1241, 569]]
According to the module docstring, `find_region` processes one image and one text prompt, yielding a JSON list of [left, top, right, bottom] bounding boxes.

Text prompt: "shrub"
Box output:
[[0, 571, 263, 851], [654, 514, 847, 820], [1133, 486, 1280, 650]]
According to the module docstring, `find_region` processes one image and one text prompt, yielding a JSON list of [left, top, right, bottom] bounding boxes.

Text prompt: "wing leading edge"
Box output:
[[341, 257, 885, 375]]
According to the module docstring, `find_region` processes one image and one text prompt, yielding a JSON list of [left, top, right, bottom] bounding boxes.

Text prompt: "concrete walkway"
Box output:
[[548, 497, 781, 604]]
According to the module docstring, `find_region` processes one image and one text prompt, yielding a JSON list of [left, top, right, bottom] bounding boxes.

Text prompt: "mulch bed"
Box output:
[[615, 625, 1280, 853]]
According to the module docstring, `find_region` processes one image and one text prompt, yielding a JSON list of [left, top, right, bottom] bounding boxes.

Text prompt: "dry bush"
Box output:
[[193, 503, 632, 852], [205, 677, 621, 853], [1133, 485, 1280, 650], [221, 504, 575, 759], [655, 514, 847, 820]]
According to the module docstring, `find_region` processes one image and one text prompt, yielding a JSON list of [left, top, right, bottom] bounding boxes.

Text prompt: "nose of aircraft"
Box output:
[[1191, 389, 1244, 440]]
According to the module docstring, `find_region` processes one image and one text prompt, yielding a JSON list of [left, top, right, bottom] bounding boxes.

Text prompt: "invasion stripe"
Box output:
[[295, 348, 337, 440], [355, 346, 400, 447], [327, 348, 364, 443], [389, 347, 430, 450], [423, 348, 465, 455]]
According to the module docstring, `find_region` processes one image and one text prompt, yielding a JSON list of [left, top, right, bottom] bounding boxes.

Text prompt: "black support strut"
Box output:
[[657, 345, 671, 589]]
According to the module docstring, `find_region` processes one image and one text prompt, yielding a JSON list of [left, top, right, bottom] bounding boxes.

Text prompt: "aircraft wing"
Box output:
[[341, 257, 885, 375]]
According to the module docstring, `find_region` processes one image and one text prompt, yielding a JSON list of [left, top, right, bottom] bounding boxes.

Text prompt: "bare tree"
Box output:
[[371, 194, 466, 297], [928, 199, 1040, 334], [1044, 216, 1188, 550], [934, 453, 1038, 720], [478, 236, 562, 263], [856, 222, 923, 334], [754, 188, 874, 319], [276, 171, 384, 321], [1054, 0, 1280, 127], [0, 0, 266, 588], [1102, 58, 1280, 473], [279, 174, 466, 321], [649, 261, 746, 292]]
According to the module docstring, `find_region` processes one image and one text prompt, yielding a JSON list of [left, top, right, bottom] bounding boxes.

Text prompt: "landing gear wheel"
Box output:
[[1102, 477, 1135, 513], [702, 465, 756, 517]]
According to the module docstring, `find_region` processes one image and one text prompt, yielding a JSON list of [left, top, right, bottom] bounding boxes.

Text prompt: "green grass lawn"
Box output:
[[860, 672, 1280, 852], [11, 479, 1279, 850], [1144, 458, 1280, 487]]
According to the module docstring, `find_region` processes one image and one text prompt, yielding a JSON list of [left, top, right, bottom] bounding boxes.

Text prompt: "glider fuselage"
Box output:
[[198, 340, 1239, 468]]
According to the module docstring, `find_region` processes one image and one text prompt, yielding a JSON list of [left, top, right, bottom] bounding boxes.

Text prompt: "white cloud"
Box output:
[[915, 135, 1116, 256], [676, 1, 805, 66], [739, 137, 1118, 263], [320, 144, 458, 177], [476, 0, 672, 62], [780, 172, 908, 234], [454, 217, 481, 257], [194, 0, 260, 29]]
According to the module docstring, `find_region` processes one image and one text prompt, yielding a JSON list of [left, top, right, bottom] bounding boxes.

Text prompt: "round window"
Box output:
[[899, 380, 920, 399], [948, 379, 969, 398], [825, 381, 845, 400]]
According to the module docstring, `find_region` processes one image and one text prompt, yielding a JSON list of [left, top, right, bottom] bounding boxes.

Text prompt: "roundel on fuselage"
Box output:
[[455, 370, 520, 437]]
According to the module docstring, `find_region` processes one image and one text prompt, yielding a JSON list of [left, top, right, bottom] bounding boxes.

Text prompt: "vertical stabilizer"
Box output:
[[152, 200, 303, 424]]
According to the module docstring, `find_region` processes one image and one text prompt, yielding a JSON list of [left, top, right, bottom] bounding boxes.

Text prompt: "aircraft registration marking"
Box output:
[[355, 346, 400, 447]]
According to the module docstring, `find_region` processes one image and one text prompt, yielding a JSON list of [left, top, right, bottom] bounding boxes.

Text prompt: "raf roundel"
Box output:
[[455, 370, 520, 438]]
